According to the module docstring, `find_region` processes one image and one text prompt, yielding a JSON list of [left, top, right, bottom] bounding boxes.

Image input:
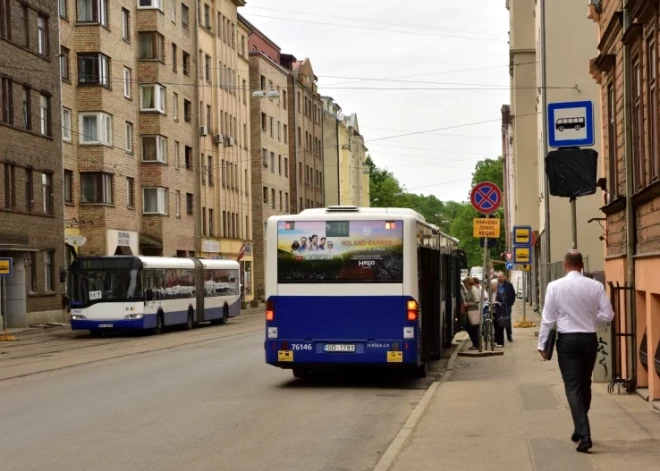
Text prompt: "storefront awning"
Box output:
[[139, 234, 163, 249], [0, 245, 41, 252]]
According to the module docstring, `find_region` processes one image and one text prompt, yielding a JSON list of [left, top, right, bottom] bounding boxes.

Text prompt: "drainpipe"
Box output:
[[335, 113, 340, 205], [622, 0, 637, 381], [192, 0, 202, 256], [291, 77, 299, 212], [539, 0, 551, 308]]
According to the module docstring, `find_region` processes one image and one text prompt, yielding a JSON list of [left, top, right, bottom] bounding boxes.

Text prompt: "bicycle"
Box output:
[[481, 300, 505, 351]]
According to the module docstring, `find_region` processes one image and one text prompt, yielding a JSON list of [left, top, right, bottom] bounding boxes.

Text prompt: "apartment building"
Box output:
[[505, 0, 605, 308], [196, 1, 253, 303], [321, 96, 370, 207], [0, 0, 64, 327], [60, 0, 198, 260], [281, 55, 324, 212], [240, 16, 290, 296], [589, 0, 660, 401]]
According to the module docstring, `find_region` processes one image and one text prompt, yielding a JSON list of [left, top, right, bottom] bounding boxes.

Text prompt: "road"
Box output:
[[0, 324, 451, 471]]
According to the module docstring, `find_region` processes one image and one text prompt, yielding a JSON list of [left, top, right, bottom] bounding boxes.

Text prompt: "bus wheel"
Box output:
[[411, 362, 427, 379], [185, 310, 194, 330], [218, 305, 229, 325], [154, 313, 164, 335], [90, 330, 102, 338]]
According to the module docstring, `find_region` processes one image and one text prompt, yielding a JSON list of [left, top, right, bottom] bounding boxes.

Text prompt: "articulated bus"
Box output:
[[264, 206, 466, 378], [69, 256, 241, 336]]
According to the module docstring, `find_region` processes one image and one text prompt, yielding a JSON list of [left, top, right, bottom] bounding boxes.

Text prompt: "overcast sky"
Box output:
[[242, 0, 510, 203]]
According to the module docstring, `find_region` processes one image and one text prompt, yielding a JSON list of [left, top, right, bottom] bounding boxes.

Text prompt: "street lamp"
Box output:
[[252, 90, 281, 99], [370, 198, 379, 205]]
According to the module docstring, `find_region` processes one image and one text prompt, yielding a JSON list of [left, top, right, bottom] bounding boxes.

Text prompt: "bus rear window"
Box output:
[[276, 220, 403, 283]]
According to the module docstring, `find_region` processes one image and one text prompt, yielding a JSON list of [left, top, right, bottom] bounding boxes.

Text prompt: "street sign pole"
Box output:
[[478, 216, 488, 353], [571, 197, 578, 250]]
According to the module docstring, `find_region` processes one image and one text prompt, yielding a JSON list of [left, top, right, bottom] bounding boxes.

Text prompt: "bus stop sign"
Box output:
[[547, 100, 595, 148]]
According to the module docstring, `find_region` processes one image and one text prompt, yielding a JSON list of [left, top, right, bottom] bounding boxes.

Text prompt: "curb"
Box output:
[[373, 335, 468, 471]]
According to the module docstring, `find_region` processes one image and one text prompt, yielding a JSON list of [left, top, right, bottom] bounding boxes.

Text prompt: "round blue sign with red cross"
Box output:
[[470, 181, 502, 215]]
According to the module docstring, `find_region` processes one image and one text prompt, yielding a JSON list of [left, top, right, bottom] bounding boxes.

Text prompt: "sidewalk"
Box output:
[[389, 303, 660, 471]]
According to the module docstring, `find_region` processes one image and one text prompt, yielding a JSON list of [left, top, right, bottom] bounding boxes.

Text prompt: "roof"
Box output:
[[237, 13, 281, 51]]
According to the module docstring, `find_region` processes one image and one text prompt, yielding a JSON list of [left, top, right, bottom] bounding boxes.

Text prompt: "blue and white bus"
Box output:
[[264, 206, 466, 378], [69, 256, 241, 336]]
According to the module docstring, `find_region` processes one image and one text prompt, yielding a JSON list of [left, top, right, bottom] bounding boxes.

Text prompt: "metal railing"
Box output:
[[607, 282, 636, 394]]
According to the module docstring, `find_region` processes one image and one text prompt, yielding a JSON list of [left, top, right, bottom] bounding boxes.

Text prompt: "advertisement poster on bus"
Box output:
[[276, 220, 404, 283]]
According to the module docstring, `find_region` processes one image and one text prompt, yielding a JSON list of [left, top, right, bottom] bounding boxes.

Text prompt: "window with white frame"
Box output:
[[125, 122, 133, 152], [61, 108, 72, 142], [121, 8, 130, 42], [127, 177, 135, 208], [77, 0, 107, 26], [78, 53, 110, 87], [44, 252, 54, 291], [37, 15, 48, 55], [138, 32, 164, 61], [40, 95, 50, 136], [141, 135, 167, 162], [79, 112, 112, 146], [175, 190, 180, 216], [170, 0, 176, 21], [81, 173, 112, 204], [138, 0, 163, 10], [123, 67, 132, 98], [174, 141, 180, 168], [173, 92, 178, 119], [140, 84, 166, 113], [143, 187, 168, 215]]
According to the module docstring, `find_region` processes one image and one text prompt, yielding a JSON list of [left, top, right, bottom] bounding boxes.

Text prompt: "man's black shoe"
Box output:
[[571, 432, 579, 443], [576, 437, 592, 453], [508, 338, 513, 342]]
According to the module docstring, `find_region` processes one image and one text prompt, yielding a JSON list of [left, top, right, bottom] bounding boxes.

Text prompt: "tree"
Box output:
[[366, 155, 406, 207]]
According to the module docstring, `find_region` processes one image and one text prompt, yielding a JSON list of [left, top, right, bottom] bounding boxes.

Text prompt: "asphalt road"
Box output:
[[0, 329, 451, 471]]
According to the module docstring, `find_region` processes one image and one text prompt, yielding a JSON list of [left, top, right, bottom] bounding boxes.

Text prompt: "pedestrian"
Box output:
[[496, 271, 516, 342], [462, 277, 481, 350], [537, 249, 614, 453], [490, 279, 507, 348], [473, 277, 488, 303]]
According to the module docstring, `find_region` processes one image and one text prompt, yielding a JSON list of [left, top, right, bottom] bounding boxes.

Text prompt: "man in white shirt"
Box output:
[[538, 250, 614, 453]]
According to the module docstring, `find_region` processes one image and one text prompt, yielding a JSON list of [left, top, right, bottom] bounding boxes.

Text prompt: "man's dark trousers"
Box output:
[[557, 332, 598, 438]]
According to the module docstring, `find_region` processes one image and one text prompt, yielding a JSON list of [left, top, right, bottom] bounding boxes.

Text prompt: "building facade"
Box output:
[[590, 0, 660, 401], [321, 96, 370, 207], [0, 0, 64, 326], [281, 55, 324, 212], [242, 15, 290, 299], [505, 0, 605, 310]]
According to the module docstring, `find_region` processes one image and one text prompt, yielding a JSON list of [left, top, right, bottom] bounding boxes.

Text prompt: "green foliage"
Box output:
[[367, 155, 506, 268]]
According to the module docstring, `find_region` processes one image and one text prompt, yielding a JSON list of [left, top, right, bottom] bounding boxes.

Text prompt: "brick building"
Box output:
[[241, 15, 290, 298], [0, 0, 65, 327], [589, 0, 660, 401]]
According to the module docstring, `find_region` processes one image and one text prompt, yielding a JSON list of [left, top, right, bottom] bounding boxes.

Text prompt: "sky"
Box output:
[[240, 0, 511, 203]]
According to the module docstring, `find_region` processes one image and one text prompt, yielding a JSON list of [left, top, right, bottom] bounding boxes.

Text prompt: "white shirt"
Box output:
[[537, 271, 615, 350]]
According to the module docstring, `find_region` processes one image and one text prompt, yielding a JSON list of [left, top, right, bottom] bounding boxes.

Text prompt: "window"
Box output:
[[172, 92, 179, 120], [207, 155, 213, 185], [209, 208, 214, 236], [44, 252, 54, 292], [62, 108, 72, 141], [81, 173, 112, 204], [633, 58, 645, 188], [142, 135, 167, 162], [143, 187, 168, 214], [284, 158, 288, 177], [270, 152, 275, 173], [3, 164, 14, 209], [24, 168, 33, 211], [242, 79, 247, 103], [283, 90, 287, 109], [278, 155, 282, 175], [175, 190, 181, 216], [60, 0, 68, 19], [263, 186, 268, 203], [170, 0, 176, 22], [181, 3, 189, 28], [269, 117, 273, 137], [206, 104, 211, 128], [123, 67, 132, 98], [64, 170, 72, 204], [139, 0, 163, 9], [37, 15, 48, 55], [138, 32, 164, 61], [185, 145, 192, 169], [121, 8, 130, 41], [607, 83, 617, 202], [174, 141, 180, 168], [60, 47, 70, 81], [183, 51, 190, 76], [172, 43, 177, 71], [127, 177, 135, 208], [78, 53, 110, 87], [244, 169, 248, 195], [140, 84, 166, 112], [184, 99, 191, 122], [39, 95, 51, 137], [261, 112, 266, 131], [283, 124, 288, 144], [202, 207, 207, 235], [205, 54, 211, 82], [279, 190, 282, 210], [125, 122, 133, 152], [649, 37, 658, 181], [271, 189, 275, 209], [20, 86, 30, 130], [26, 253, 36, 292], [79, 112, 112, 145], [277, 121, 281, 141], [285, 192, 289, 211], [2, 78, 13, 125], [186, 192, 193, 214], [204, 3, 210, 28], [77, 0, 107, 26]]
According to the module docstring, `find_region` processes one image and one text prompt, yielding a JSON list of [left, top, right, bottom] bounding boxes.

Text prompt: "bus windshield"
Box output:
[[70, 259, 143, 307], [276, 220, 404, 283]]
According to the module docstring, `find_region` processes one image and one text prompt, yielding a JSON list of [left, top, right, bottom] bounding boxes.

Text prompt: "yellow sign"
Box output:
[[387, 351, 403, 363], [516, 264, 531, 272], [514, 247, 531, 264], [278, 350, 293, 362], [473, 218, 501, 238], [0, 259, 10, 276], [514, 227, 532, 245]]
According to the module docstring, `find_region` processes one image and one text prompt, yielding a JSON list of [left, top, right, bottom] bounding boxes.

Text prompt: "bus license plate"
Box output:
[[324, 344, 356, 353], [99, 324, 113, 328]]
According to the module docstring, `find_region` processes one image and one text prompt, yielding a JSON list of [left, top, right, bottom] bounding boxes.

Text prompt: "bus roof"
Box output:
[[71, 256, 239, 270], [296, 206, 427, 222]]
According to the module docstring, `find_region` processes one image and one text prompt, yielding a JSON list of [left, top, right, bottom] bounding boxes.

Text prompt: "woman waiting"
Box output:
[[463, 277, 481, 350]]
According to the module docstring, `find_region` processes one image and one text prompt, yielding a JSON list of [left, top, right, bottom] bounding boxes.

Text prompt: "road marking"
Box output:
[[372, 335, 469, 471]]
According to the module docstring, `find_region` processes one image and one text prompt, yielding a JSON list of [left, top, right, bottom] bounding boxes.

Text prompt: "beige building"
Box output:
[[506, 0, 605, 306], [321, 97, 370, 206], [240, 15, 291, 297]]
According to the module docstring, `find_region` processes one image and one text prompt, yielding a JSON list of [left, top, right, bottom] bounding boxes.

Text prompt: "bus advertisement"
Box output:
[[264, 207, 466, 379]]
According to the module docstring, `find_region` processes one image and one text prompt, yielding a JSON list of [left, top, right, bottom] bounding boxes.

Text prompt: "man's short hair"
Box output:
[[564, 249, 583, 267]]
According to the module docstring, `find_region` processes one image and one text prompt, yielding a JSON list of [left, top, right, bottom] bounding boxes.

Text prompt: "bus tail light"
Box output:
[[281, 341, 290, 350], [266, 300, 274, 321], [407, 300, 418, 321]]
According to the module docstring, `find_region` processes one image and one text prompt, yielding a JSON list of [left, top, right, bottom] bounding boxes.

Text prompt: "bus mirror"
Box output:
[[146, 289, 154, 301]]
